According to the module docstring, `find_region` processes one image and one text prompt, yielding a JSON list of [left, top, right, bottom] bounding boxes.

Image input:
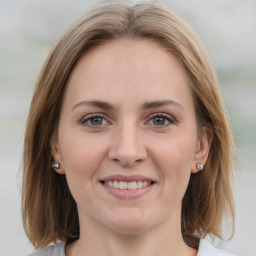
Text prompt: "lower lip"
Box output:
[[101, 183, 155, 199]]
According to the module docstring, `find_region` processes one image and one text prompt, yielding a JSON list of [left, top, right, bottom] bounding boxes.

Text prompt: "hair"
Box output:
[[22, 1, 236, 249]]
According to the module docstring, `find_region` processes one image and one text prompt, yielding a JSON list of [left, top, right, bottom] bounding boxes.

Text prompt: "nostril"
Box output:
[[108, 143, 147, 167]]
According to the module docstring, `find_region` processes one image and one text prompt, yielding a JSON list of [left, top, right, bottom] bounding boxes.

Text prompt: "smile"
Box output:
[[103, 180, 152, 190], [100, 175, 156, 199]]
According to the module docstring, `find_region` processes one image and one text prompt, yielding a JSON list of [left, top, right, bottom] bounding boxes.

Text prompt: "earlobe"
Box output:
[[51, 137, 65, 175], [196, 163, 204, 171], [192, 126, 213, 173]]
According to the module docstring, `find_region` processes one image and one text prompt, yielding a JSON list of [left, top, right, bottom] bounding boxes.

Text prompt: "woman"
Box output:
[[22, 2, 237, 256]]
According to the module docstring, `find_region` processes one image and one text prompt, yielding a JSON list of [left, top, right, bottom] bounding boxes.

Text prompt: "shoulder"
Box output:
[[28, 242, 65, 256], [198, 239, 238, 256]]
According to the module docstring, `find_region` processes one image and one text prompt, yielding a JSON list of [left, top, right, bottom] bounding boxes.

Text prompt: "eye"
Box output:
[[147, 113, 175, 128], [80, 113, 110, 128]]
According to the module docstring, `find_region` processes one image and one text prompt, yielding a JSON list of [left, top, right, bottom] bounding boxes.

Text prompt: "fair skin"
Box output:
[[52, 39, 212, 256]]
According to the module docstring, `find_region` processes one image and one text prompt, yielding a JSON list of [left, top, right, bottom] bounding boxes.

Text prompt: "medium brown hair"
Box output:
[[22, 1, 235, 249]]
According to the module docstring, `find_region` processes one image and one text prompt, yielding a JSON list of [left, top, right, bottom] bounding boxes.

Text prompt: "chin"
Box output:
[[108, 222, 151, 235], [103, 208, 154, 235]]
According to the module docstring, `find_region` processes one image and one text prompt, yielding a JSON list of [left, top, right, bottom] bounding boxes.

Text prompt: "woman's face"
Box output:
[[52, 39, 211, 235]]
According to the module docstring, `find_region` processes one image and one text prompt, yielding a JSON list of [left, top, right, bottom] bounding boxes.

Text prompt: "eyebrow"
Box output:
[[72, 100, 114, 111], [72, 99, 184, 111], [141, 100, 184, 110]]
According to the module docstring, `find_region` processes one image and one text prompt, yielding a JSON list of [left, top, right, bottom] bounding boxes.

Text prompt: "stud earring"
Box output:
[[196, 163, 204, 171], [52, 162, 61, 169]]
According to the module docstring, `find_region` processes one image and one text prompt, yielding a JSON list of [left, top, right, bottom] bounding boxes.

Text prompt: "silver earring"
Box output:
[[52, 162, 61, 169], [196, 163, 204, 171]]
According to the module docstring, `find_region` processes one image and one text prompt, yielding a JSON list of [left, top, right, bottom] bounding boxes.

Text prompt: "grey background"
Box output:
[[0, 0, 255, 255]]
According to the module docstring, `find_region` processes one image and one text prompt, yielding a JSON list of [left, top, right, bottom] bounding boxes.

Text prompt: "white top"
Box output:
[[28, 239, 237, 256], [197, 239, 237, 256]]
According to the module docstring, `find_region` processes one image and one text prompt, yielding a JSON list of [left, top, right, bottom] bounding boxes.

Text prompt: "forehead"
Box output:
[[63, 38, 193, 111]]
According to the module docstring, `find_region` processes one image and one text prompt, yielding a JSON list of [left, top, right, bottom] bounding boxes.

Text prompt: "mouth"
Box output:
[[99, 175, 156, 199], [100, 180, 155, 190]]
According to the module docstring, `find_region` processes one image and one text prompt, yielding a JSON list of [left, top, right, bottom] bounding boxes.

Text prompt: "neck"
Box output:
[[66, 210, 197, 256]]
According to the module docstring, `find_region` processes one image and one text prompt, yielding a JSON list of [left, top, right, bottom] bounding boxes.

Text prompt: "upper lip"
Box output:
[[100, 174, 157, 183]]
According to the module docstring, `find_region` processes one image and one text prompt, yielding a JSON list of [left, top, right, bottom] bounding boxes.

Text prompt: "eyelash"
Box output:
[[80, 113, 109, 129], [80, 113, 175, 129], [147, 113, 175, 128]]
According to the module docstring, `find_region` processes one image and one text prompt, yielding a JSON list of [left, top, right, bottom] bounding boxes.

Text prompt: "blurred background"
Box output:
[[0, 0, 255, 255]]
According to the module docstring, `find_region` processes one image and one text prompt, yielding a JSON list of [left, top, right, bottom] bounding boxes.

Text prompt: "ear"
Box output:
[[51, 134, 65, 175], [192, 126, 213, 173]]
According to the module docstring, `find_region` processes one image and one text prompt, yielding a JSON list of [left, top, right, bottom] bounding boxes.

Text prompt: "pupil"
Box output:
[[154, 117, 165, 125], [91, 117, 102, 125]]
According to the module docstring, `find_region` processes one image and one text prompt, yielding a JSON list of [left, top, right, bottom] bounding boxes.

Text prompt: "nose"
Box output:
[[108, 122, 147, 167]]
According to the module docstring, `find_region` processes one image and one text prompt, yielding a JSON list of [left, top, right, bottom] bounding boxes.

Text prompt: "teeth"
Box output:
[[127, 181, 137, 190], [104, 180, 151, 189], [142, 181, 148, 187], [119, 181, 128, 190], [137, 181, 143, 188], [113, 180, 118, 189]]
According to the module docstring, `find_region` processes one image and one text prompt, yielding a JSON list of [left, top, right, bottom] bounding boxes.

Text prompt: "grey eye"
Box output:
[[81, 114, 108, 128], [153, 116, 166, 126], [90, 117, 103, 126], [147, 113, 175, 128]]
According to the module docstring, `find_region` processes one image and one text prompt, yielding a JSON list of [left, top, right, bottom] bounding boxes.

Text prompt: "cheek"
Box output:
[[59, 130, 106, 181], [150, 133, 196, 193], [153, 133, 196, 169], [59, 134, 107, 206]]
